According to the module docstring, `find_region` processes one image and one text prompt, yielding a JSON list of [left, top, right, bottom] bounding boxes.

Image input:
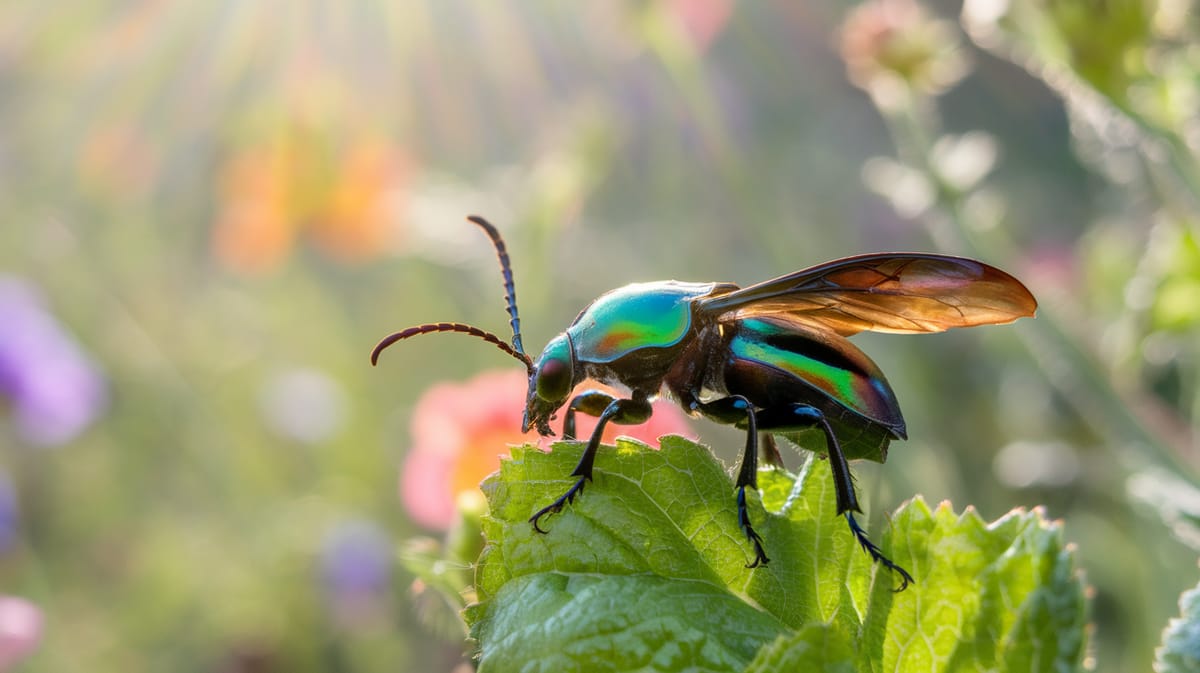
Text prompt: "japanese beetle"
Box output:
[[374, 216, 1037, 590]]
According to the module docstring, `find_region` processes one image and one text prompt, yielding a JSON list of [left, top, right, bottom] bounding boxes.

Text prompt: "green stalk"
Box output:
[[879, 94, 1197, 479]]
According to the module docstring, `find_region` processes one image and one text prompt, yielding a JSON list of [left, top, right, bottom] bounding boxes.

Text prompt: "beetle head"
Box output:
[[523, 334, 575, 436]]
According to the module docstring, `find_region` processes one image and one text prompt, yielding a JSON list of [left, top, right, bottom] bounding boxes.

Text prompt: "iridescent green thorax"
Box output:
[[729, 317, 903, 428], [567, 281, 718, 363]]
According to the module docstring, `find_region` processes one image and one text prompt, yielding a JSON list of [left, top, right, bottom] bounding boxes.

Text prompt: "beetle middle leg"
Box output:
[[529, 393, 652, 533], [759, 433, 785, 469], [690, 395, 772, 568], [758, 404, 914, 590]]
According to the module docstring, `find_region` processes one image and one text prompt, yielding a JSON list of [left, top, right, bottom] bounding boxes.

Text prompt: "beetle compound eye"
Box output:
[[535, 357, 572, 402]]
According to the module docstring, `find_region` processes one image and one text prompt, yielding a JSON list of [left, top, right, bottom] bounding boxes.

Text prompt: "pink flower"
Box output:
[[838, 0, 969, 103], [399, 369, 696, 530], [667, 0, 734, 52], [0, 597, 42, 671]]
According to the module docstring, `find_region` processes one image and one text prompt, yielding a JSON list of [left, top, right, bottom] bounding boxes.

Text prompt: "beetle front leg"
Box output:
[[561, 389, 618, 440], [529, 395, 653, 533]]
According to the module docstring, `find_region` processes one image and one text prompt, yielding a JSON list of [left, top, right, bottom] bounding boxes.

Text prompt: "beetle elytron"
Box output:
[[373, 215, 1037, 589]]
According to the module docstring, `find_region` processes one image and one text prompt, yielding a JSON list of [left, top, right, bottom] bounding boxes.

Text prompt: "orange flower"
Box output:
[[212, 146, 294, 274], [310, 141, 408, 263], [399, 369, 696, 530], [212, 132, 408, 274]]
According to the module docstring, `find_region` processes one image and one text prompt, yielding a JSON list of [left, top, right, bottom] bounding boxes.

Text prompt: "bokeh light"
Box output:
[[0, 1, 1195, 671]]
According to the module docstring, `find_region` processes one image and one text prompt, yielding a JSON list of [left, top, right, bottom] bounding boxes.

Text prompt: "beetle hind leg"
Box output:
[[760, 404, 914, 590], [692, 395, 772, 567], [846, 511, 914, 591]]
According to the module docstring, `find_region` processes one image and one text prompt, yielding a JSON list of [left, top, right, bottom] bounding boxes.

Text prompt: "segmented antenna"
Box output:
[[466, 215, 526, 357], [371, 323, 533, 373], [370, 216, 534, 375]]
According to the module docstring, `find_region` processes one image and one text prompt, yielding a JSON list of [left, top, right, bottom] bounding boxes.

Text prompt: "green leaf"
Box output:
[[1156, 578, 1200, 673], [465, 436, 1088, 673], [744, 624, 856, 673], [471, 573, 786, 673], [861, 499, 1088, 672]]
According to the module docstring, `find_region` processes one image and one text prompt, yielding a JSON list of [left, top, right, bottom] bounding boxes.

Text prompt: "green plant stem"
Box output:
[[879, 96, 1198, 480], [1099, 93, 1200, 216]]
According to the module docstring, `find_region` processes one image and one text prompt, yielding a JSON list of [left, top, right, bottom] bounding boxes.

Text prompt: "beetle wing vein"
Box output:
[[700, 253, 1037, 336]]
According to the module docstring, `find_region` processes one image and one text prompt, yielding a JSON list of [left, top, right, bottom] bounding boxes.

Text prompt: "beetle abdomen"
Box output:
[[726, 317, 906, 435]]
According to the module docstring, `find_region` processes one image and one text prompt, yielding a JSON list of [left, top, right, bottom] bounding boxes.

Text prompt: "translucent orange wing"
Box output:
[[697, 253, 1037, 336]]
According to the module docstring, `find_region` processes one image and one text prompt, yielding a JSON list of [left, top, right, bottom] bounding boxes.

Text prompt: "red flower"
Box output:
[[400, 369, 697, 530]]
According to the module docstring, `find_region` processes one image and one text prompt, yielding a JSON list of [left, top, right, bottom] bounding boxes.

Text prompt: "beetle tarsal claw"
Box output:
[[737, 486, 771, 568], [743, 528, 770, 569], [529, 476, 588, 533], [844, 512, 914, 591]]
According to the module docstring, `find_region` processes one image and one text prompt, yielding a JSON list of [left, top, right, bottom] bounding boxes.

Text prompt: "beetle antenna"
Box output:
[[466, 215, 526, 356], [371, 322, 534, 374]]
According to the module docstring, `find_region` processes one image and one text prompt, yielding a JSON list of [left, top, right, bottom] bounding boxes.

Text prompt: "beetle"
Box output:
[[373, 215, 1038, 590]]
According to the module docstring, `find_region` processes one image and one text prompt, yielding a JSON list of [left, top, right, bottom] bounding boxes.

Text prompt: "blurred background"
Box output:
[[0, 1, 1197, 671]]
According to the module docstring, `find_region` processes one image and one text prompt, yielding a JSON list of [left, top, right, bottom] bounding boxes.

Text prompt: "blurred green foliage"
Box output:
[[0, 1, 1196, 671]]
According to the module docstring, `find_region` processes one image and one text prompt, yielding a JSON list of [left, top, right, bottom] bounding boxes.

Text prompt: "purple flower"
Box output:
[[320, 520, 392, 630], [321, 520, 391, 596], [0, 277, 106, 446]]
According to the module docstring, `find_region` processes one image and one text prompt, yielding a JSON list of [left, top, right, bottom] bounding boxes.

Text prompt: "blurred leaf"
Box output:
[[465, 437, 1088, 672], [1130, 468, 1200, 551], [963, 0, 1200, 198], [1156, 577, 1200, 673], [964, 0, 1154, 102], [1151, 224, 1200, 332]]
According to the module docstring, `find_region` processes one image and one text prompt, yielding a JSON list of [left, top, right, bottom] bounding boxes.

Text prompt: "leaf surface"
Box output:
[[465, 436, 1088, 673]]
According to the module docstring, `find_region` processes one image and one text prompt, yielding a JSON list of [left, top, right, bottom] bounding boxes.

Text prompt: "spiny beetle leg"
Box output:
[[530, 476, 588, 533], [757, 404, 914, 589], [530, 396, 652, 533], [846, 512, 914, 591], [738, 486, 770, 568], [756, 404, 858, 514], [694, 395, 771, 568], [809, 411, 913, 589]]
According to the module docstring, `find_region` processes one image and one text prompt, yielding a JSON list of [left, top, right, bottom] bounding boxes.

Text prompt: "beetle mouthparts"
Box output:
[[522, 409, 554, 437]]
